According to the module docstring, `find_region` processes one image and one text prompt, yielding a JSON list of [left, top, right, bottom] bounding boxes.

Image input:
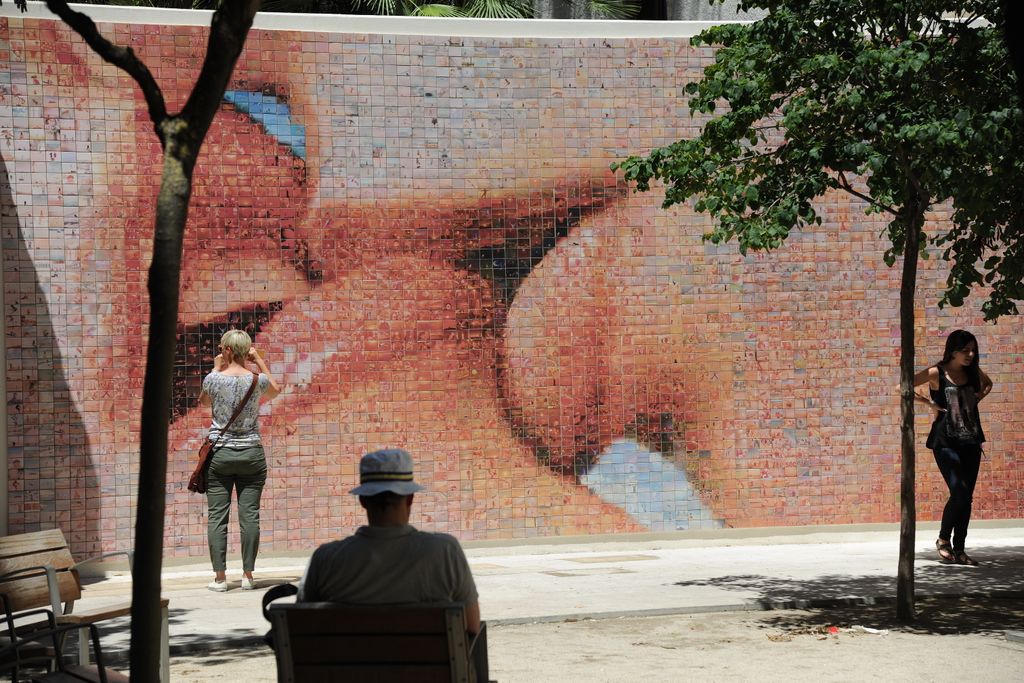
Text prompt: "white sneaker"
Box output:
[[207, 580, 228, 592], [241, 577, 256, 590]]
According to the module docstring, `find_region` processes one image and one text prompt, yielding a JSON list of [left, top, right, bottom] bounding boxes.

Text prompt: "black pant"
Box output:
[[933, 445, 982, 552]]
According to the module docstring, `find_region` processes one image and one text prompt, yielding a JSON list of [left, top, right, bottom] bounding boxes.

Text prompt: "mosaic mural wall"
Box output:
[[2, 13, 1022, 558]]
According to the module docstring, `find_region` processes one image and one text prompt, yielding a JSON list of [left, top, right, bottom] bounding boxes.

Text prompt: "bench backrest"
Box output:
[[268, 602, 474, 683], [0, 529, 82, 614]]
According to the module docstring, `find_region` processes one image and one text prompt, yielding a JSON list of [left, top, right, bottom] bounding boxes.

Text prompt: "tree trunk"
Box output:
[[896, 196, 924, 623], [129, 124, 193, 681], [638, 0, 668, 21], [126, 3, 261, 676], [1001, 1, 1024, 104]]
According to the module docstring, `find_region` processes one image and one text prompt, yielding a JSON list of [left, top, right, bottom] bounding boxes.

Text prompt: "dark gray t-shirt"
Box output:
[[297, 524, 478, 607]]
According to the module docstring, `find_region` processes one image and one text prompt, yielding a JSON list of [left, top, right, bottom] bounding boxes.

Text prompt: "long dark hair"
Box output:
[[938, 329, 982, 391]]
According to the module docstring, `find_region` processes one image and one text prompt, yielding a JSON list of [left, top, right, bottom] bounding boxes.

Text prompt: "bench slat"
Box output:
[[0, 530, 70, 560], [0, 549, 77, 573], [0, 573, 81, 612], [290, 634, 451, 664], [292, 664, 453, 683], [283, 608, 447, 635]]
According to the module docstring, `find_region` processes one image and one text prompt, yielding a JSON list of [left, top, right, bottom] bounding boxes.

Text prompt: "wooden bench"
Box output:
[[0, 529, 169, 682], [267, 601, 492, 683], [1, 618, 129, 683]]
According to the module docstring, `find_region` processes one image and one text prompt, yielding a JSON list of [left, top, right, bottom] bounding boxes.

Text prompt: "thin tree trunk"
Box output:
[[130, 128, 192, 680], [896, 195, 924, 623], [638, 0, 668, 21], [1001, 1, 1024, 104], [122, 4, 261, 678]]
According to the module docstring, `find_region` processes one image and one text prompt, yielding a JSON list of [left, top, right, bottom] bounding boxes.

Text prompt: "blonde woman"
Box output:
[[199, 329, 281, 590]]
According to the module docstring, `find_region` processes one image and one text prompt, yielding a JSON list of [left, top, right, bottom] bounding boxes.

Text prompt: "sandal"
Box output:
[[935, 539, 955, 563], [955, 551, 979, 567]]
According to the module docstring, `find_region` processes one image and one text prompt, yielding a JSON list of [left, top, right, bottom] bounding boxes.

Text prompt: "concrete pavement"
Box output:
[[79, 522, 1024, 656]]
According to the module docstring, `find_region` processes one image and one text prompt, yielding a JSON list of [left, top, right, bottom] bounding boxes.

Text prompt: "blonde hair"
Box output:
[[220, 329, 251, 361]]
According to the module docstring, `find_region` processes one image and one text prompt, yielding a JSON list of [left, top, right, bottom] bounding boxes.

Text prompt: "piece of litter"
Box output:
[[1005, 630, 1024, 643], [850, 625, 889, 635], [827, 625, 839, 635]]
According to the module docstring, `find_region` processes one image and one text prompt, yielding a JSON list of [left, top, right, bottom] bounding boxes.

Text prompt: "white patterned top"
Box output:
[[202, 372, 271, 448]]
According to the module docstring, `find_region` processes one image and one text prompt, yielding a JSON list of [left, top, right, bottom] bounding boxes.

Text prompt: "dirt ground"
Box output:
[[168, 597, 1024, 682]]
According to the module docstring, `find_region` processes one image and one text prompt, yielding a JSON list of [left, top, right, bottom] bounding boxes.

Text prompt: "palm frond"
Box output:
[[462, 0, 532, 19], [585, 0, 639, 20], [406, 2, 467, 17], [352, 0, 400, 15]]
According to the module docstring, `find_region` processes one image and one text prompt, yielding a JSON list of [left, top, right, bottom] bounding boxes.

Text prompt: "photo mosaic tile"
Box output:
[[1, 15, 1021, 558]]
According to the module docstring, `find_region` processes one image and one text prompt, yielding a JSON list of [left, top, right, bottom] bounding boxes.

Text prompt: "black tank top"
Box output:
[[926, 364, 985, 449]]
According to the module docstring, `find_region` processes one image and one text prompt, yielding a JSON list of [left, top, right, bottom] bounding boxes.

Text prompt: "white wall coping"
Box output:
[[3, 1, 747, 37]]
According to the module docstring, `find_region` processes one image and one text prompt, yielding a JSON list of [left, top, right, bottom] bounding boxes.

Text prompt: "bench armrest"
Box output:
[[12, 622, 107, 665], [72, 549, 134, 573], [0, 604, 56, 639], [56, 597, 168, 625], [261, 582, 298, 622]]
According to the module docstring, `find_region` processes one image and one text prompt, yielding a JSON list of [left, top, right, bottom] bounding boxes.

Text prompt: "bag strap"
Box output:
[[208, 372, 260, 450]]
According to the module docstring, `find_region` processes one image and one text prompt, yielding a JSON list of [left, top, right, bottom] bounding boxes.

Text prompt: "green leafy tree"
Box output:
[[614, 0, 1023, 621], [3, 0, 261, 676]]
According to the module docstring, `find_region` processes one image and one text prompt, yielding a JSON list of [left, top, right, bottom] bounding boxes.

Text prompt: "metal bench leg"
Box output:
[[78, 625, 91, 666], [160, 602, 170, 683]]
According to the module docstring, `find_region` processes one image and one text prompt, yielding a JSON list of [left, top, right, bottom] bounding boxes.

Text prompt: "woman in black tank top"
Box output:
[[912, 330, 993, 566]]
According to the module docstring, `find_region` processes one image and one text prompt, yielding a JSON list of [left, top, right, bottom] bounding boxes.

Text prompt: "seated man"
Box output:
[[297, 448, 481, 635]]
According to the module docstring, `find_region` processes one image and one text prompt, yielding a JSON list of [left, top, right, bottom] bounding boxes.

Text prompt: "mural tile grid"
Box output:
[[0, 16, 1021, 557]]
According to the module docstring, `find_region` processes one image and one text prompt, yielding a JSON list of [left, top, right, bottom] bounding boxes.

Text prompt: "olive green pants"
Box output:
[[206, 445, 267, 572]]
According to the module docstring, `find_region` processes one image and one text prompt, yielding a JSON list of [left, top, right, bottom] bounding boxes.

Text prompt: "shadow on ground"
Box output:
[[671, 545, 1024, 606], [757, 596, 1024, 637], [96, 609, 272, 668], [102, 642, 272, 672]]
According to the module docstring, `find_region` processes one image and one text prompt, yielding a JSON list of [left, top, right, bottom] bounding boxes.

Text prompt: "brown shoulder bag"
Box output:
[[188, 372, 259, 494]]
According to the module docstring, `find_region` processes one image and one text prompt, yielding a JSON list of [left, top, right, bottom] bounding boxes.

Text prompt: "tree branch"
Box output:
[[179, 0, 261, 152], [836, 170, 898, 216], [44, 0, 168, 131], [732, 148, 785, 165], [960, 12, 982, 27]]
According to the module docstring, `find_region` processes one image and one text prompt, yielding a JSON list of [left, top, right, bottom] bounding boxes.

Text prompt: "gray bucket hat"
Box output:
[[349, 448, 425, 496]]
